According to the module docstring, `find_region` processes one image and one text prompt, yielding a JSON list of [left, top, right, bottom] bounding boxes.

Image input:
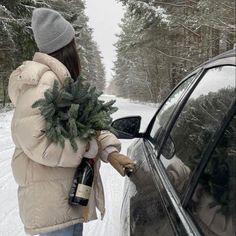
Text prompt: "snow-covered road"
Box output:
[[0, 96, 157, 236]]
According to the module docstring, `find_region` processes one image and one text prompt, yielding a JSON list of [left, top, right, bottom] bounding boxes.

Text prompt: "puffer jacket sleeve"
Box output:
[[97, 130, 121, 163], [10, 70, 98, 168]]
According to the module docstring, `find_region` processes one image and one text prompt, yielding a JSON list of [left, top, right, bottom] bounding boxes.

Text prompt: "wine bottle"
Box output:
[[68, 158, 95, 206]]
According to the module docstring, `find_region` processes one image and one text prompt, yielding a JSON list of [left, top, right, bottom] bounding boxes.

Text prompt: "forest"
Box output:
[[0, 0, 235, 106], [108, 0, 236, 102], [0, 0, 106, 106]]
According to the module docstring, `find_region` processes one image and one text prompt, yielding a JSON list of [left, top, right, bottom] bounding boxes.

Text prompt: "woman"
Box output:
[[8, 8, 134, 236]]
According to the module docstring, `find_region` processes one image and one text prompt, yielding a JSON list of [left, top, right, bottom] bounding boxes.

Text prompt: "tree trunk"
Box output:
[[3, 77, 6, 107], [212, 28, 220, 56]]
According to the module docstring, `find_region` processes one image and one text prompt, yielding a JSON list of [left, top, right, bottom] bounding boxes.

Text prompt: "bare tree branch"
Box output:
[[153, 2, 194, 8], [220, 2, 236, 10], [217, 18, 236, 30], [179, 24, 201, 37], [153, 48, 194, 62]]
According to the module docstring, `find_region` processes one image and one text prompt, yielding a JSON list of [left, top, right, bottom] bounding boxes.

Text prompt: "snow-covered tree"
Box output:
[[41, 0, 106, 89], [111, 0, 235, 103], [0, 0, 106, 105], [0, 0, 45, 104]]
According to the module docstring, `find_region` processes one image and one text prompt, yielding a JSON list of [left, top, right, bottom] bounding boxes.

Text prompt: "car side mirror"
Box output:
[[111, 116, 142, 139]]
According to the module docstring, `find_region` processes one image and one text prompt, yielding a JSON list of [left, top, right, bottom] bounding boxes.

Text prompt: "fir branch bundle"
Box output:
[[32, 76, 118, 151]]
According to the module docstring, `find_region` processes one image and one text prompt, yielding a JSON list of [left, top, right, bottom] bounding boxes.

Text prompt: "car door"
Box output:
[[121, 72, 199, 236], [146, 64, 236, 235], [185, 109, 236, 236]]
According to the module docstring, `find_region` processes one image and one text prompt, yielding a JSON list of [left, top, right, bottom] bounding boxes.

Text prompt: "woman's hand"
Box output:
[[107, 152, 135, 176]]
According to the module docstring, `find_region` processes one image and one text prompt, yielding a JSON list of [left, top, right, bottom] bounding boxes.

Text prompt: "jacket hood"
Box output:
[[33, 52, 70, 82], [8, 52, 70, 106]]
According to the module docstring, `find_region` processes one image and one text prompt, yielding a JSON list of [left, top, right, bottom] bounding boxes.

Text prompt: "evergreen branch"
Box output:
[[32, 76, 118, 151]]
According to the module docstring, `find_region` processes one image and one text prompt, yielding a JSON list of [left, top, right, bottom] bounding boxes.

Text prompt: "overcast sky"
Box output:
[[85, 0, 125, 84]]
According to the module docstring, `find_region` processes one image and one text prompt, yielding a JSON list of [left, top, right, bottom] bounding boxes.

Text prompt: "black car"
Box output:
[[112, 48, 236, 236]]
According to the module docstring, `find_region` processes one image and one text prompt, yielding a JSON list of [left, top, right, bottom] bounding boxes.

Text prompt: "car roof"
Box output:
[[200, 48, 236, 67], [209, 48, 236, 61], [183, 48, 236, 79], [202, 48, 236, 67]]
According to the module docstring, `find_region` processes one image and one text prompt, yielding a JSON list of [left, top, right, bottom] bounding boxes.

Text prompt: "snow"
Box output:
[[0, 96, 157, 236]]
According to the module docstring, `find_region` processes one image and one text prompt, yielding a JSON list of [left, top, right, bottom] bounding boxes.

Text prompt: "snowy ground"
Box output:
[[0, 96, 157, 236]]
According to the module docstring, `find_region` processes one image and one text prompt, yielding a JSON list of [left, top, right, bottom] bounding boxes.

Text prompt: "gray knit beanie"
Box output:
[[32, 8, 75, 54]]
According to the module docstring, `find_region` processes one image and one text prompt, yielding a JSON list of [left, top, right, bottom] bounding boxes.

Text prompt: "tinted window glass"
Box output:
[[160, 66, 236, 195], [150, 75, 195, 143], [188, 115, 236, 236]]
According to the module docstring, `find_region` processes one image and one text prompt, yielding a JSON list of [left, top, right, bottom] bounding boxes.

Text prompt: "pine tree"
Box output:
[[0, 0, 46, 104], [112, 0, 236, 103], [0, 0, 106, 105]]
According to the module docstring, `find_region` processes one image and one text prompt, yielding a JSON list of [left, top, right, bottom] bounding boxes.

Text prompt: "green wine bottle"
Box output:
[[68, 158, 95, 206]]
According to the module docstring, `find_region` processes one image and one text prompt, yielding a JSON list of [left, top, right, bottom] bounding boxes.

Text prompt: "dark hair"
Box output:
[[49, 38, 81, 80]]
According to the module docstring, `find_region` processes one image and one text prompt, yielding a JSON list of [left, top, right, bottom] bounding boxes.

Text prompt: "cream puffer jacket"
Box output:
[[8, 52, 121, 235]]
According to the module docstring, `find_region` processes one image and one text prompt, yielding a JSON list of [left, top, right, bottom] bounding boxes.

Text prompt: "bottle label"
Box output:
[[75, 184, 92, 199]]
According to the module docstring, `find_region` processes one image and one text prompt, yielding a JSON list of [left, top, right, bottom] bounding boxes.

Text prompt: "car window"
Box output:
[[187, 114, 236, 236], [150, 74, 196, 143], [160, 66, 236, 196]]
